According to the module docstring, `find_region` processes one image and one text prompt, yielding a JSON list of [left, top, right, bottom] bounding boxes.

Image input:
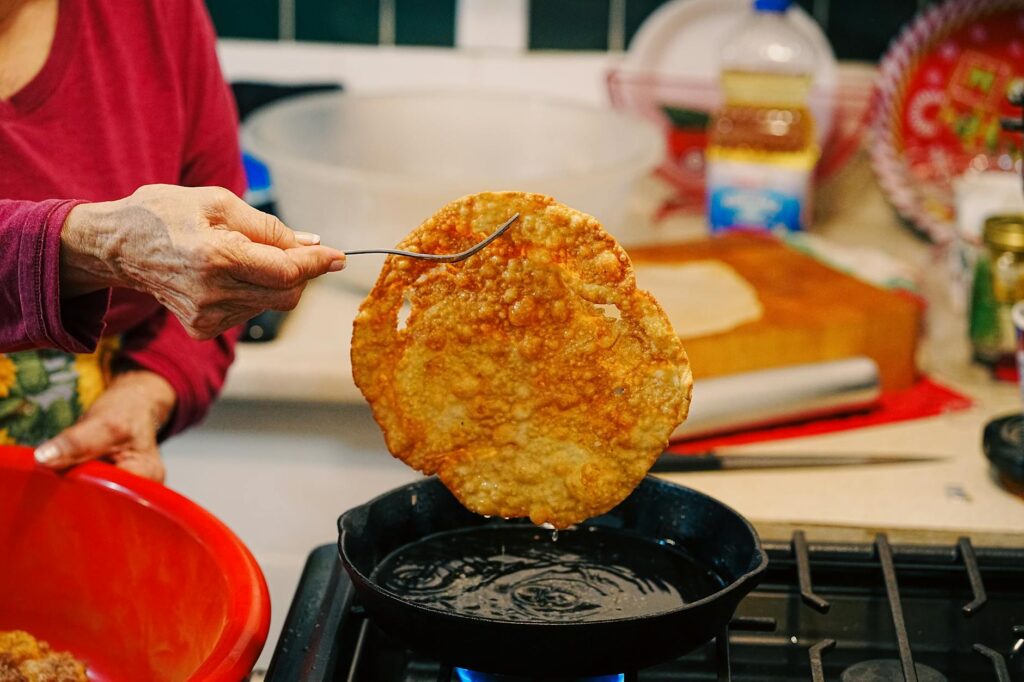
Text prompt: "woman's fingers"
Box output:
[[166, 232, 345, 338], [227, 238, 346, 289], [36, 434, 165, 483], [259, 284, 306, 313], [216, 191, 324, 250], [64, 185, 348, 340], [34, 415, 132, 470], [110, 449, 166, 483], [286, 243, 346, 275], [33, 371, 170, 481]]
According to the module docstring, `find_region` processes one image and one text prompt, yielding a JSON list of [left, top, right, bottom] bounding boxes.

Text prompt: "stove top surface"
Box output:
[[266, 534, 1024, 681]]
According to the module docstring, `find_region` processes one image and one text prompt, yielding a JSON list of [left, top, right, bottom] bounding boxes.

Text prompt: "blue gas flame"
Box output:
[[454, 669, 624, 682]]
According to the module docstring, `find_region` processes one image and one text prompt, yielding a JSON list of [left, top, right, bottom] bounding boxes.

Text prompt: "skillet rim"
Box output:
[[337, 475, 769, 627]]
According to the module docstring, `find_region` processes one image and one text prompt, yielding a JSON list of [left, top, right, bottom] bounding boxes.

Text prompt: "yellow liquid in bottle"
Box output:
[[708, 70, 818, 167]]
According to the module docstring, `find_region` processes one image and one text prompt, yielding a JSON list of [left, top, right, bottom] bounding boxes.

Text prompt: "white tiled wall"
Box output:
[[456, 0, 529, 51], [218, 39, 618, 106]]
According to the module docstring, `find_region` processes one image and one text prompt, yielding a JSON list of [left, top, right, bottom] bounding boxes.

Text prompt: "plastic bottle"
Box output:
[[706, 0, 819, 233]]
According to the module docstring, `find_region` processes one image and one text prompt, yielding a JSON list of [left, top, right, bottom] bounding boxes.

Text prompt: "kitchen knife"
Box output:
[[650, 451, 946, 473]]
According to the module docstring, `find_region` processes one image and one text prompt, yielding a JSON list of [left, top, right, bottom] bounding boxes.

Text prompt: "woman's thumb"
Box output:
[[34, 418, 128, 469]]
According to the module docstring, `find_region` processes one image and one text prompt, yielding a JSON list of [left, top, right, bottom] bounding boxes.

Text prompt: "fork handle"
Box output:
[[343, 213, 518, 263], [343, 249, 457, 262]]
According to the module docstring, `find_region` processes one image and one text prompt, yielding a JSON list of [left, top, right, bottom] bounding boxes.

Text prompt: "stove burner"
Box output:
[[840, 660, 947, 682], [265, 539, 1024, 682], [454, 669, 624, 682]]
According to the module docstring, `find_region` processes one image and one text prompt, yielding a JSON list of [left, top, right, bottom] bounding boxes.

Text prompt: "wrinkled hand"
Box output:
[[33, 370, 176, 482], [60, 184, 346, 340]]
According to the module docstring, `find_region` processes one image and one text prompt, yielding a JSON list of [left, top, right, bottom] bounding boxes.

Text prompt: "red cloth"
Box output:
[[667, 377, 973, 453], [0, 0, 246, 436]]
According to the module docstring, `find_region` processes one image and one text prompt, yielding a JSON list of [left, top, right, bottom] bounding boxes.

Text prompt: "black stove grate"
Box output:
[[266, 532, 1024, 681], [793, 534, 1016, 682]]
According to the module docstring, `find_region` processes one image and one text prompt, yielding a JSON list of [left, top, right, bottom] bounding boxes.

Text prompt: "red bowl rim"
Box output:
[[0, 445, 270, 681]]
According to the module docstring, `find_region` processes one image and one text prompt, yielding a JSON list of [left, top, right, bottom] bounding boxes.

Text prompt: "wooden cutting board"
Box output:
[[628, 234, 922, 391]]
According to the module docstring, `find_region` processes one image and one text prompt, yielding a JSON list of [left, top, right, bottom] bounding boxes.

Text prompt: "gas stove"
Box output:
[[266, 532, 1023, 681]]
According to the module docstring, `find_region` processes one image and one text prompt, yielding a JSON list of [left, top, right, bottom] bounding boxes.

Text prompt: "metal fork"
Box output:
[[343, 213, 520, 263]]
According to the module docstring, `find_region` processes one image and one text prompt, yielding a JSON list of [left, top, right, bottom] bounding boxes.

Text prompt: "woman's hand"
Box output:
[[60, 184, 347, 340], [32, 369, 176, 482]]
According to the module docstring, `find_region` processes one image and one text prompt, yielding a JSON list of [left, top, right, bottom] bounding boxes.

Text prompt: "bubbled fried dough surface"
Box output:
[[0, 632, 86, 682], [351, 192, 692, 528]]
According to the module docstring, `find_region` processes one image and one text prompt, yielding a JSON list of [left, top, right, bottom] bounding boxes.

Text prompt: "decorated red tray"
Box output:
[[870, 0, 1024, 242]]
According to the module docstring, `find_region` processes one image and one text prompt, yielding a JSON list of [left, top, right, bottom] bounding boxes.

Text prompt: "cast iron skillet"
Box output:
[[338, 476, 768, 677]]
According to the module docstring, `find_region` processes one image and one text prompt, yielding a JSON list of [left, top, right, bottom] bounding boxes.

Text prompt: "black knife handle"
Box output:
[[650, 451, 723, 473]]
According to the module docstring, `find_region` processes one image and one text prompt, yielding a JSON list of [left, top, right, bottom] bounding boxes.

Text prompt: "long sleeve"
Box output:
[[120, 309, 241, 437], [0, 198, 109, 353], [118, 0, 247, 437]]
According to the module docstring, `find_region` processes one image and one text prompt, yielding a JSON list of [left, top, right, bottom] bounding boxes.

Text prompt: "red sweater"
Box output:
[[0, 0, 246, 435]]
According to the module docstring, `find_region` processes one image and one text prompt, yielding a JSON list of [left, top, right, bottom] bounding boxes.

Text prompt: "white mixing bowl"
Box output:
[[242, 91, 663, 288]]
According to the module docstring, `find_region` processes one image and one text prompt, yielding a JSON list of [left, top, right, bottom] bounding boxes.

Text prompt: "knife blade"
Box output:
[[650, 451, 947, 473]]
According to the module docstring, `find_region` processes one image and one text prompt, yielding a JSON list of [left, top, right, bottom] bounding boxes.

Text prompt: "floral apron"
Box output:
[[0, 337, 119, 446]]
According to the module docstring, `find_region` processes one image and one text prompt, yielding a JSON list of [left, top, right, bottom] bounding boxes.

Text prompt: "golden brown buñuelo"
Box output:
[[351, 192, 692, 528]]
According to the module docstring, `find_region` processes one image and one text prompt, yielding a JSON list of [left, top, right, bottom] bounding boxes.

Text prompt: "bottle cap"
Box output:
[[242, 151, 274, 207], [754, 0, 792, 12]]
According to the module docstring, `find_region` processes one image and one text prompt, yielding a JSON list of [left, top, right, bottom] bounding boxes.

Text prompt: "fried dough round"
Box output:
[[0, 631, 87, 682], [351, 192, 692, 528]]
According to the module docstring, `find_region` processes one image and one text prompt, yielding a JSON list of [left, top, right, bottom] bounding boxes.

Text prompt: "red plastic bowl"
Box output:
[[0, 446, 269, 681]]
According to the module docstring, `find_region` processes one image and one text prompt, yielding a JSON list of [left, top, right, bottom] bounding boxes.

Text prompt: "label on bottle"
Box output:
[[707, 158, 810, 232]]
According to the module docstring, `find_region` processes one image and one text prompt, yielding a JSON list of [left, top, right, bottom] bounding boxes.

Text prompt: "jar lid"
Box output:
[[982, 414, 1024, 483], [983, 215, 1024, 252]]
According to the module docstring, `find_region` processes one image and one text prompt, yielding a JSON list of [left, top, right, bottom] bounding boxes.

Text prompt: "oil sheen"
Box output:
[[370, 525, 723, 623]]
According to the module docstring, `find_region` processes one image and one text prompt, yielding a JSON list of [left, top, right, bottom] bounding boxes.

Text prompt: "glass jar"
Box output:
[[970, 215, 1024, 365]]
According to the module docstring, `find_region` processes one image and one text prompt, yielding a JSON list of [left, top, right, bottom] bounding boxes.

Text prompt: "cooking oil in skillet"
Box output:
[[371, 525, 724, 623]]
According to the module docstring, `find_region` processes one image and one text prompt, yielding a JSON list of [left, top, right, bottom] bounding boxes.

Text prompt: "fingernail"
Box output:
[[294, 231, 321, 246], [328, 258, 346, 273], [34, 442, 60, 464]]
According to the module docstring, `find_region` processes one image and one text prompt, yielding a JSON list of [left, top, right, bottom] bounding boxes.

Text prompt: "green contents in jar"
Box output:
[[970, 256, 1001, 358], [969, 215, 1024, 366]]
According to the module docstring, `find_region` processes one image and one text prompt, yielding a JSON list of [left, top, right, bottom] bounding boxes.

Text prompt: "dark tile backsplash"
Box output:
[[395, 0, 457, 47], [295, 0, 380, 44], [207, 0, 279, 40], [529, 0, 611, 51], [824, 0, 921, 62], [624, 0, 672, 48], [206, 0, 930, 61]]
